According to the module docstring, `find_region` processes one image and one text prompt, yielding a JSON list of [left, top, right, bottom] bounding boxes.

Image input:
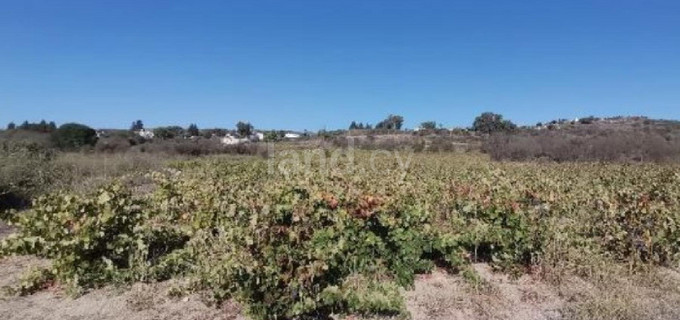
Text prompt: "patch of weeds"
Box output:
[[460, 266, 496, 295], [3, 267, 54, 296]]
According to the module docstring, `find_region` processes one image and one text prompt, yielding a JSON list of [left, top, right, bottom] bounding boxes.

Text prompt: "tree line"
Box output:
[[348, 112, 517, 133], [4, 111, 519, 151], [6, 120, 57, 132]]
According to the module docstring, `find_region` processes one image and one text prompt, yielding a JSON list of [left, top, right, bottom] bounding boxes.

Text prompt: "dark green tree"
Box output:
[[187, 123, 200, 137], [7, 122, 16, 130], [52, 123, 98, 150], [130, 120, 144, 131], [38, 120, 50, 132], [375, 114, 404, 130], [236, 121, 253, 137], [349, 121, 358, 130], [579, 116, 598, 124], [472, 112, 517, 134], [153, 126, 184, 139], [420, 121, 437, 130]]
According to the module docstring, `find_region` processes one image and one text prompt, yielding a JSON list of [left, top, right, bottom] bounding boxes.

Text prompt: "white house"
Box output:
[[284, 132, 301, 139], [253, 132, 264, 141], [220, 132, 265, 145], [136, 129, 155, 139], [221, 134, 248, 145]]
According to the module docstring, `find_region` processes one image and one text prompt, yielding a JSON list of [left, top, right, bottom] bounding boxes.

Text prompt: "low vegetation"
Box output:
[[484, 130, 680, 162], [2, 150, 679, 319], [2, 114, 680, 319]]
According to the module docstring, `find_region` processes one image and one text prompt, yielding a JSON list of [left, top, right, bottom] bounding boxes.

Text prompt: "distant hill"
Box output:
[[531, 116, 680, 137]]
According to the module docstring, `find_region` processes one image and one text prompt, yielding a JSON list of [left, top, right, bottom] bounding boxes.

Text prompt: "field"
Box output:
[[1, 146, 680, 319]]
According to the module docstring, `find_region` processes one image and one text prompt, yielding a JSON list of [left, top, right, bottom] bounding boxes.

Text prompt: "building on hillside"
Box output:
[[252, 132, 264, 141], [220, 132, 265, 145], [136, 129, 155, 139], [221, 134, 247, 145], [284, 132, 301, 139]]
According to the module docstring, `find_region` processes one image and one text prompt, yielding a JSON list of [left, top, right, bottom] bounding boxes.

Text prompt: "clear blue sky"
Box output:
[[2, 1, 679, 130]]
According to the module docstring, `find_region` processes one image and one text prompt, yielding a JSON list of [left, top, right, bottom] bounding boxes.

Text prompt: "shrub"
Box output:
[[1, 184, 188, 293], [130, 139, 266, 157], [0, 141, 56, 210], [95, 136, 133, 153], [0, 129, 54, 148]]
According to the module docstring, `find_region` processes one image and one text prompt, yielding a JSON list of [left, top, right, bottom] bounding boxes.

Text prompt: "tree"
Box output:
[[37, 120, 46, 132], [153, 126, 184, 139], [201, 128, 228, 139], [48, 121, 57, 131], [349, 121, 358, 130], [130, 120, 144, 131], [264, 131, 281, 142], [52, 123, 98, 150], [579, 116, 598, 125], [420, 121, 437, 130], [187, 123, 200, 137], [236, 121, 253, 137], [472, 112, 517, 134], [375, 114, 404, 130], [7, 122, 15, 130], [19, 121, 29, 130]]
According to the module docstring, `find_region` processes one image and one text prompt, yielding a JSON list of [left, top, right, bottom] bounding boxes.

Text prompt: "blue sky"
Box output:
[[2, 1, 679, 130]]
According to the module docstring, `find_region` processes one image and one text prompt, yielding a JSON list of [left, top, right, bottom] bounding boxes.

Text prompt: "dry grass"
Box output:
[[557, 266, 680, 320], [51, 152, 179, 194], [483, 130, 680, 163]]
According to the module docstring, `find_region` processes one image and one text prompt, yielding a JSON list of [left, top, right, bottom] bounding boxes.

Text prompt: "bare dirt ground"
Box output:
[[1, 220, 679, 320], [405, 265, 564, 320]]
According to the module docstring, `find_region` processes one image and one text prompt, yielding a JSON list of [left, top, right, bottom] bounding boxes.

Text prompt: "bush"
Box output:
[[131, 139, 266, 157], [1, 184, 188, 293], [329, 135, 476, 153], [95, 136, 133, 153], [0, 129, 54, 148], [52, 123, 98, 150], [0, 141, 56, 210]]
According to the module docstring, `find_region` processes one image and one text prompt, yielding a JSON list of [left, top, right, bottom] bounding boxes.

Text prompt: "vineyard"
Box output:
[[2, 149, 680, 319]]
